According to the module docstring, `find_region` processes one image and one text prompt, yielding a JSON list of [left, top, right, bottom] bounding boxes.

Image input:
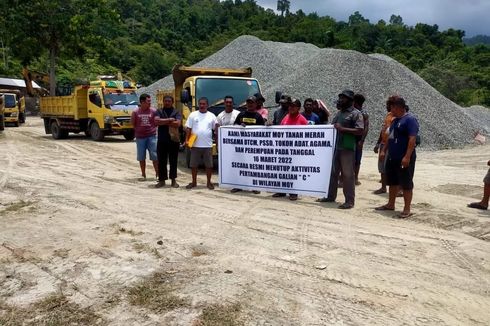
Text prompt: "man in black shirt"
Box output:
[[234, 96, 266, 126], [272, 94, 290, 125], [154, 95, 182, 188], [231, 96, 264, 194]]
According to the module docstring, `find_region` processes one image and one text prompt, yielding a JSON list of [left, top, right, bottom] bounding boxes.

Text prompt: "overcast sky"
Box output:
[[256, 0, 489, 37]]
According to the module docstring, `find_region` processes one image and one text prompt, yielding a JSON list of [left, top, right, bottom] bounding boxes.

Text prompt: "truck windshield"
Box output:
[[103, 92, 139, 111], [195, 78, 260, 116], [4, 94, 16, 108]]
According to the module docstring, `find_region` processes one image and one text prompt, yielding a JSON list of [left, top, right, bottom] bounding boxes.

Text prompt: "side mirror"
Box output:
[[181, 89, 190, 104], [275, 91, 282, 104]]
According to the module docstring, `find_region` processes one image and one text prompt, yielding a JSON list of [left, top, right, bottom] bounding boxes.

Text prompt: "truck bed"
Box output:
[[40, 88, 88, 120]]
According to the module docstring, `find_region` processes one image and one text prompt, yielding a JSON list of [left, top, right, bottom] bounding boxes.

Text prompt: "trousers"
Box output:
[[157, 140, 179, 181], [328, 149, 355, 205]]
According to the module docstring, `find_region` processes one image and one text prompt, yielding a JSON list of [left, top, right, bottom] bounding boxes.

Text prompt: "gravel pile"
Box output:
[[142, 35, 490, 149], [461, 105, 490, 135]]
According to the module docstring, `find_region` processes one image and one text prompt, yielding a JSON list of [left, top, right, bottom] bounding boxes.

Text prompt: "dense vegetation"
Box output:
[[1, 0, 489, 106]]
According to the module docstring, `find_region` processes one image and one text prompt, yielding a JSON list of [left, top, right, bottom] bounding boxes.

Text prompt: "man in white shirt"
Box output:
[[185, 97, 217, 190], [216, 95, 240, 127]]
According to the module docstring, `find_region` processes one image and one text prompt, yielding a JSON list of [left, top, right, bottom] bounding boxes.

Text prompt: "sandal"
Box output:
[[338, 203, 354, 209], [207, 183, 215, 190], [397, 212, 414, 218], [375, 205, 395, 211], [186, 183, 196, 189], [373, 188, 386, 195], [467, 202, 488, 210]]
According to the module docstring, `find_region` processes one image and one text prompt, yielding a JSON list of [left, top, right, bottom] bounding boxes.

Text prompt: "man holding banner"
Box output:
[[318, 90, 364, 209], [273, 98, 308, 200]]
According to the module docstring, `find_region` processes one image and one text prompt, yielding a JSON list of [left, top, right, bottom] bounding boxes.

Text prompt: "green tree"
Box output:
[[4, 0, 118, 94], [277, 0, 290, 17]]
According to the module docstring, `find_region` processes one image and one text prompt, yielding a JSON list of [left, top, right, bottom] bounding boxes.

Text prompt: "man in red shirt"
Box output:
[[273, 99, 307, 200], [131, 94, 159, 180], [280, 98, 308, 126]]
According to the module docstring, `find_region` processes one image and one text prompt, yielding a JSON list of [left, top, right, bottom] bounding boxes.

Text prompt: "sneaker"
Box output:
[[230, 188, 242, 193], [171, 180, 179, 188], [207, 183, 215, 190], [289, 194, 298, 201], [316, 197, 335, 203], [252, 190, 260, 194]]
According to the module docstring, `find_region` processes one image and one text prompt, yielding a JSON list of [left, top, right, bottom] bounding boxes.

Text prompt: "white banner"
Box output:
[[218, 125, 337, 197]]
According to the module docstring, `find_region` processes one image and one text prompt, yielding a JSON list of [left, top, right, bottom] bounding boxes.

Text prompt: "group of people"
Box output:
[[131, 90, 425, 217]]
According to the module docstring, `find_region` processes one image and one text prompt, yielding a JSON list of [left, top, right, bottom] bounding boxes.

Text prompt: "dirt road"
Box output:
[[1, 119, 489, 325]]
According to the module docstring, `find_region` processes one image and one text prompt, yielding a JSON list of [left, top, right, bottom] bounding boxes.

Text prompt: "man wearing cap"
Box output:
[[318, 90, 364, 209], [254, 93, 269, 123], [273, 94, 290, 125], [376, 96, 419, 218], [234, 96, 265, 126], [231, 96, 265, 194], [272, 98, 308, 200]]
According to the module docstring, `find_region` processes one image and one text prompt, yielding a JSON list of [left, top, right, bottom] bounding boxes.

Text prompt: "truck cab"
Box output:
[[86, 80, 138, 140], [0, 90, 25, 127]]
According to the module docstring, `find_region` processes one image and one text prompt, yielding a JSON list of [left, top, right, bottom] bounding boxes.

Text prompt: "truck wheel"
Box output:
[[90, 122, 105, 141], [123, 130, 135, 141], [51, 120, 67, 139]]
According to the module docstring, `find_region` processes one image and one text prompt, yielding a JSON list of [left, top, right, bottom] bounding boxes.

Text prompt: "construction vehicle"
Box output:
[[0, 89, 26, 127], [22, 67, 49, 96], [40, 78, 138, 141], [156, 65, 262, 166], [0, 95, 4, 131]]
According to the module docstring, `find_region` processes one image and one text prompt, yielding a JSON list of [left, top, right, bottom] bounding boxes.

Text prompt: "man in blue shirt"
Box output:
[[302, 98, 320, 125], [376, 96, 419, 218]]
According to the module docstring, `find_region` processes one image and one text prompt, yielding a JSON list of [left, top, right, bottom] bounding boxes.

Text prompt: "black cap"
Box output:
[[254, 93, 265, 102], [246, 95, 257, 103], [338, 90, 354, 100], [279, 94, 291, 104]]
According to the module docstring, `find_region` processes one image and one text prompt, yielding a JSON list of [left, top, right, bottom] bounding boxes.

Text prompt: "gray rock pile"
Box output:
[[142, 35, 490, 149]]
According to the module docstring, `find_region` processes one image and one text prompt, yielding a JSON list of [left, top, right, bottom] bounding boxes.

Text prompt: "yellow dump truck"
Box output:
[[157, 65, 260, 123], [0, 89, 26, 127], [0, 95, 4, 131], [40, 79, 138, 141], [156, 65, 262, 166]]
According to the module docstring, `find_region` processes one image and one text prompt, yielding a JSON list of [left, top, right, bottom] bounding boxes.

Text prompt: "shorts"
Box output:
[[484, 168, 490, 184], [386, 154, 416, 190], [136, 135, 157, 161], [377, 144, 387, 174], [190, 147, 213, 168]]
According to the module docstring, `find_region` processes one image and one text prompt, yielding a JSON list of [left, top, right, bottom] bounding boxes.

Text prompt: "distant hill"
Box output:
[[464, 35, 490, 45]]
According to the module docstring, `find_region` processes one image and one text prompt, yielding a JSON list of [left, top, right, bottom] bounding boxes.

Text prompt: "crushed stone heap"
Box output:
[[142, 35, 490, 149]]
